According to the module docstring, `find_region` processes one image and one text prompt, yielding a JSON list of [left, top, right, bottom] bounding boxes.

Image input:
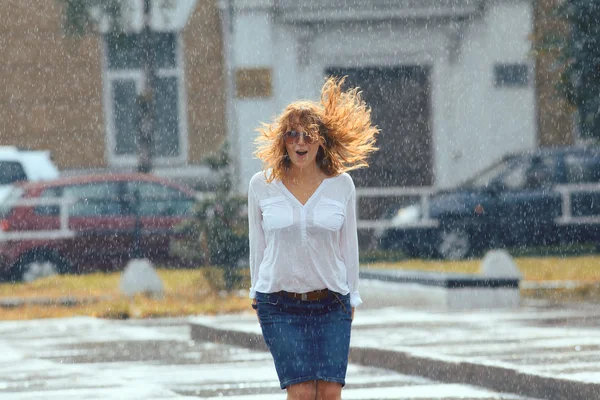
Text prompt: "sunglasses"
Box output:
[[283, 131, 317, 145]]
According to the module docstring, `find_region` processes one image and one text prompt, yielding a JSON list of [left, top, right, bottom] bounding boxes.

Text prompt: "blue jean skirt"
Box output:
[[255, 290, 353, 390]]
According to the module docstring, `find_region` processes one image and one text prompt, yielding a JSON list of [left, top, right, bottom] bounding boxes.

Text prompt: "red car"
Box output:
[[0, 173, 198, 282]]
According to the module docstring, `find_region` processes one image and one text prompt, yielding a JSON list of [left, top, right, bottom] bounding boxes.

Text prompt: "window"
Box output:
[[35, 187, 63, 216], [523, 156, 556, 189], [494, 64, 529, 87], [463, 159, 511, 189], [126, 181, 195, 217], [502, 162, 529, 190], [502, 156, 557, 190], [104, 32, 185, 164], [64, 183, 124, 217], [0, 161, 27, 185], [565, 155, 600, 183], [565, 154, 600, 217], [112, 80, 138, 155], [0, 187, 23, 219]]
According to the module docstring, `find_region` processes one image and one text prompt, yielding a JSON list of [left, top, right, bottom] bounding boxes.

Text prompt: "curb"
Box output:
[[349, 347, 599, 400], [0, 296, 107, 309], [189, 322, 600, 400], [190, 322, 267, 352]]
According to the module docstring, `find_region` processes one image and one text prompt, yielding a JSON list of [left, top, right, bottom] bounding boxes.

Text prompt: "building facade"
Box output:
[[0, 0, 226, 188]]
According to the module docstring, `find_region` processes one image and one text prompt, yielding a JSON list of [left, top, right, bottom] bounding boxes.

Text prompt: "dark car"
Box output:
[[0, 173, 198, 281], [378, 146, 600, 259]]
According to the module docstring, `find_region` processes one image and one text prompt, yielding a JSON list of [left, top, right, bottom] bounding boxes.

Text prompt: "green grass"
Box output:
[[1, 254, 599, 320], [0, 268, 252, 320]]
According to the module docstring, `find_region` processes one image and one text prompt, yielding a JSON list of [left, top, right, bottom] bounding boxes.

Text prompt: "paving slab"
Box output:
[[190, 302, 600, 400]]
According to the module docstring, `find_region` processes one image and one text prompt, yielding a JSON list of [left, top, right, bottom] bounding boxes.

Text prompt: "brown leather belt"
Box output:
[[279, 289, 330, 301]]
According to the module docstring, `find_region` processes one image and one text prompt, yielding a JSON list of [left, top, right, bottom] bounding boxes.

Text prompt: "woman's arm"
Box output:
[[340, 179, 363, 308], [248, 185, 266, 301]]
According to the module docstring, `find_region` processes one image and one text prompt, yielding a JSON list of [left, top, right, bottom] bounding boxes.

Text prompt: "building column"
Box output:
[[218, 0, 276, 193]]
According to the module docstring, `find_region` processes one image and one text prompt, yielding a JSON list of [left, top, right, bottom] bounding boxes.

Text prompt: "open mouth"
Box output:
[[296, 151, 308, 156]]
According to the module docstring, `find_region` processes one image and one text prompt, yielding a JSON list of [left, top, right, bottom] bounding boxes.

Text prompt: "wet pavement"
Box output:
[[191, 301, 600, 400], [0, 317, 536, 399]]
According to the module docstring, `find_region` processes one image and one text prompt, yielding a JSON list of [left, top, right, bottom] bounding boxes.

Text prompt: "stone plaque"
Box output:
[[236, 68, 272, 99]]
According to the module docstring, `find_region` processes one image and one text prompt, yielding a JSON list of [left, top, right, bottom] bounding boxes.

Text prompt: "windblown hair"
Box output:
[[254, 76, 379, 183]]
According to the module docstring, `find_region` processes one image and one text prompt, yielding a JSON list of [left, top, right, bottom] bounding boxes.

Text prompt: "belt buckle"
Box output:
[[301, 293, 308, 301]]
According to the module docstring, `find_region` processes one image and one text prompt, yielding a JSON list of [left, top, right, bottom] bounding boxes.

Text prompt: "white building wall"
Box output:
[[272, 25, 310, 116], [443, 0, 535, 188], [486, 1, 536, 152], [231, 8, 276, 188]]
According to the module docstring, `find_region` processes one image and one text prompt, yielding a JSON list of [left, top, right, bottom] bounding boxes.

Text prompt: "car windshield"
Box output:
[[460, 158, 514, 189]]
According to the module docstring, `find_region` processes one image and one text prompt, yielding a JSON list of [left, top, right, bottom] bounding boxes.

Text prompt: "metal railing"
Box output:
[[1, 183, 598, 242], [355, 183, 600, 230], [0, 193, 205, 242], [0, 197, 76, 241], [355, 186, 438, 230]]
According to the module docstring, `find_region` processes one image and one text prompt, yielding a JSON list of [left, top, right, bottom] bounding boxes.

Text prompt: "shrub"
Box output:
[[172, 143, 249, 290]]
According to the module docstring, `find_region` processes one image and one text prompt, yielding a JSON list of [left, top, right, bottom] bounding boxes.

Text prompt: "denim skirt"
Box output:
[[255, 290, 353, 389]]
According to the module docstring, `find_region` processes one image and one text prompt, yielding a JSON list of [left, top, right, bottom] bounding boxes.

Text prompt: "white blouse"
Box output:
[[247, 171, 362, 307]]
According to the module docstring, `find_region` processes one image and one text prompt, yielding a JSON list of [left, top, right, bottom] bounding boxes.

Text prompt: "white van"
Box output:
[[0, 146, 60, 203]]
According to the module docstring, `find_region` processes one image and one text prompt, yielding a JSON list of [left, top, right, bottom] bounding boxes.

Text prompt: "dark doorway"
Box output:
[[325, 67, 433, 188]]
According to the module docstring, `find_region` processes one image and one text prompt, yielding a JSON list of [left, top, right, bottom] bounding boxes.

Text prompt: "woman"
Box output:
[[247, 76, 379, 399]]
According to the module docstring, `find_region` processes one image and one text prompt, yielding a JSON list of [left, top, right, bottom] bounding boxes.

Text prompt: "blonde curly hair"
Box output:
[[254, 76, 379, 183]]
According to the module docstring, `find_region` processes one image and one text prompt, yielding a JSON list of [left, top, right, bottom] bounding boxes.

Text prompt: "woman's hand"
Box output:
[[351, 307, 355, 322]]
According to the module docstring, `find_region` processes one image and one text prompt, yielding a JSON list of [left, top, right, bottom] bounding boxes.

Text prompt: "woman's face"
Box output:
[[283, 124, 322, 171]]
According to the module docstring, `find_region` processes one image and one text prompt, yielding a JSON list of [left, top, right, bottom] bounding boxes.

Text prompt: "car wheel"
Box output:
[[11, 252, 69, 283], [436, 227, 471, 260]]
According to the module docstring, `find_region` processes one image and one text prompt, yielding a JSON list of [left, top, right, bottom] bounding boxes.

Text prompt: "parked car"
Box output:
[[0, 146, 60, 204], [0, 173, 198, 281], [378, 146, 600, 259]]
